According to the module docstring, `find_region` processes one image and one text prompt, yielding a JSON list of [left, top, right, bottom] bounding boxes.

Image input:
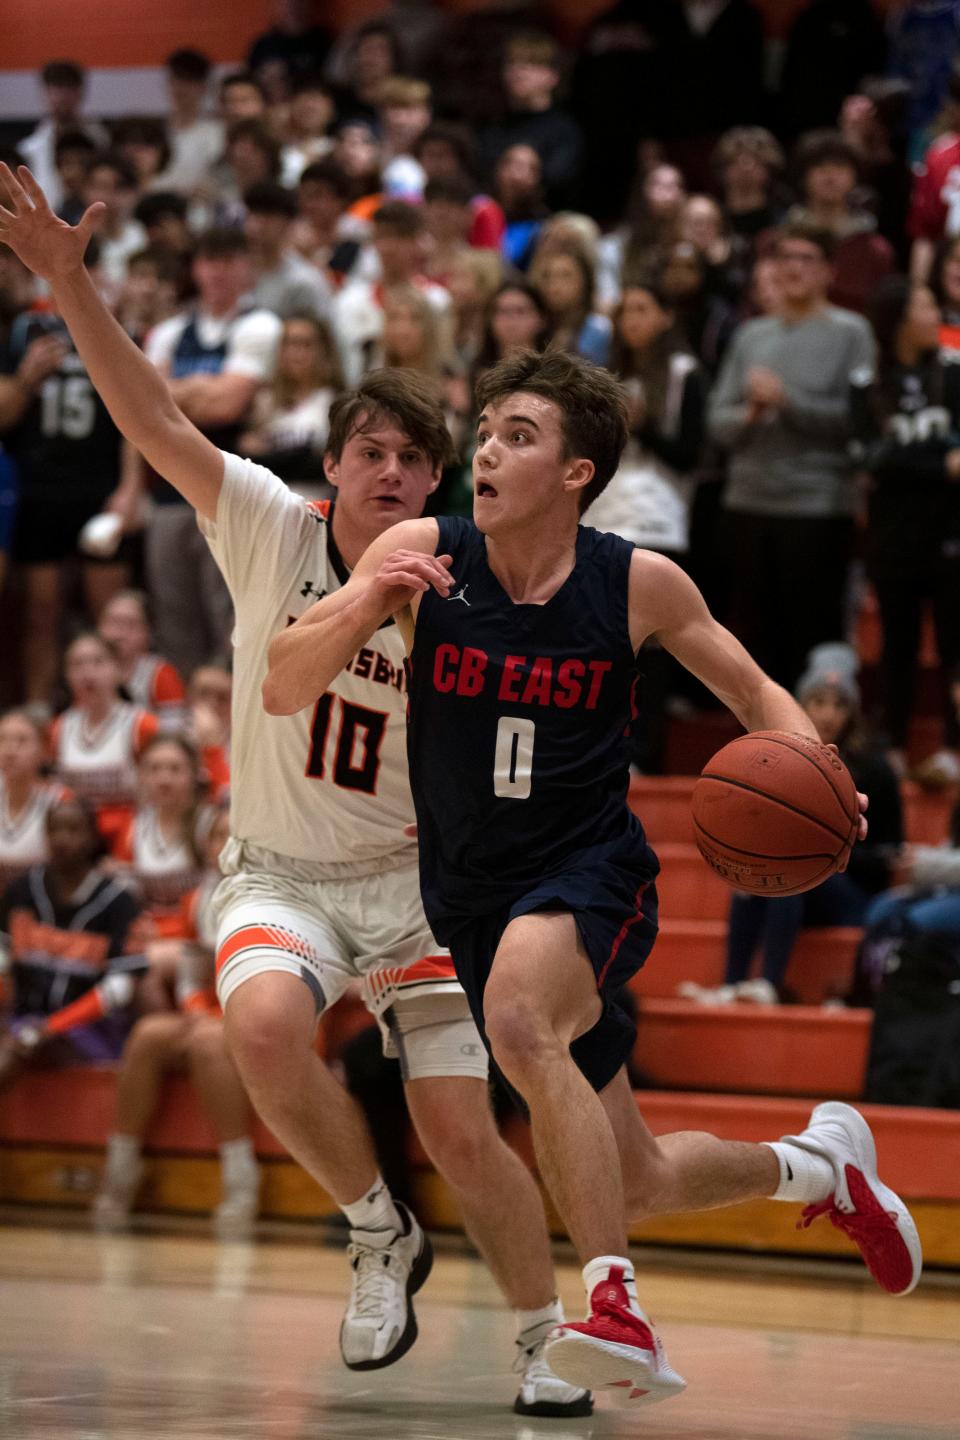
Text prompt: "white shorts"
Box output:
[[212, 864, 488, 1082]]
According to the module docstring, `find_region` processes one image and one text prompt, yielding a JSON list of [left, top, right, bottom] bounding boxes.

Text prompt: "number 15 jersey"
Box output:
[[407, 516, 657, 941], [200, 452, 416, 876]]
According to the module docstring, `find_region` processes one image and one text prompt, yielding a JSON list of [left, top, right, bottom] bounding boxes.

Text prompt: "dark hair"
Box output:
[[166, 48, 212, 83], [412, 122, 476, 180], [220, 70, 266, 98], [126, 244, 182, 284], [54, 129, 97, 163], [134, 190, 188, 226], [929, 232, 960, 309], [226, 119, 281, 180], [793, 128, 861, 183], [244, 181, 298, 218], [87, 150, 139, 191], [291, 70, 333, 99], [46, 793, 107, 863], [869, 274, 917, 368], [474, 281, 550, 373], [713, 126, 785, 179], [112, 116, 171, 174], [194, 227, 249, 260], [42, 60, 84, 89], [538, 242, 595, 318], [775, 217, 836, 263], [299, 159, 351, 199], [326, 369, 454, 470], [373, 199, 425, 237], [138, 732, 205, 865], [424, 176, 474, 208], [351, 19, 404, 71], [611, 280, 690, 423], [474, 349, 629, 514]]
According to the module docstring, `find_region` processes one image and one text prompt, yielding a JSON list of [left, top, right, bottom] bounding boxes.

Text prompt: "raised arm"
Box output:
[[262, 518, 452, 716], [0, 163, 222, 520]]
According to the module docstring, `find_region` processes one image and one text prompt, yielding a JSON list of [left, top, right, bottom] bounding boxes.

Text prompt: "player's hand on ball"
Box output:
[[373, 550, 454, 609], [823, 743, 869, 841], [0, 163, 104, 283]]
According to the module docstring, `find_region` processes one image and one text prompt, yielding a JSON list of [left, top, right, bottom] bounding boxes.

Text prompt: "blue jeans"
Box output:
[[725, 872, 869, 989], [863, 888, 960, 939]]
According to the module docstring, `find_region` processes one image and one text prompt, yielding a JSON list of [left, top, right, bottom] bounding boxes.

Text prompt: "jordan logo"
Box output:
[[448, 585, 471, 606]]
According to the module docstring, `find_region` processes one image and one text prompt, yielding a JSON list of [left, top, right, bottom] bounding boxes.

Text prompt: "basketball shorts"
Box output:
[[212, 864, 488, 1083], [446, 844, 660, 1095]]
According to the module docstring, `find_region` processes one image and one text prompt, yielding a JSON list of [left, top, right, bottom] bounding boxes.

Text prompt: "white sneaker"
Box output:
[[92, 1160, 143, 1232], [340, 1201, 433, 1370], [676, 981, 738, 1004], [783, 1102, 923, 1295], [736, 978, 779, 1004], [513, 1321, 593, 1418]]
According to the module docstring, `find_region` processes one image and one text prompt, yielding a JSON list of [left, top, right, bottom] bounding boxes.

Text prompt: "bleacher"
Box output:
[[2, 770, 959, 1272]]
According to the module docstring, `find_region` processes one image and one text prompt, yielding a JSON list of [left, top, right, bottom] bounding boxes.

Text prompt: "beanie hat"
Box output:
[[795, 642, 860, 709]]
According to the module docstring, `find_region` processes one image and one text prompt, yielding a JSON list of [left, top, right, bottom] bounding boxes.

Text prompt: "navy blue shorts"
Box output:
[[445, 843, 659, 1096]]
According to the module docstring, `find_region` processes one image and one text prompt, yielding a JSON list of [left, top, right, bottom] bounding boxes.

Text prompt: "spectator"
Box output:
[[331, 201, 450, 384], [708, 220, 876, 689], [379, 284, 455, 379], [413, 123, 506, 250], [671, 0, 766, 189], [422, 176, 475, 287], [744, 252, 784, 319], [83, 153, 148, 305], [132, 192, 194, 264], [932, 232, 960, 349], [211, 120, 283, 228], [377, 78, 432, 200], [0, 276, 137, 707], [680, 645, 902, 1004], [472, 280, 550, 381], [479, 33, 583, 212], [112, 735, 205, 940], [908, 61, 960, 282], [336, 21, 401, 121], [788, 130, 895, 315], [238, 313, 343, 494], [596, 163, 687, 309], [292, 159, 366, 282], [53, 129, 97, 225], [115, 246, 181, 347], [680, 193, 750, 307], [112, 118, 172, 196], [18, 61, 107, 212], [156, 49, 224, 197], [531, 245, 612, 365], [98, 590, 187, 731], [332, 119, 384, 221], [280, 72, 336, 188], [218, 72, 268, 129], [50, 633, 159, 847], [446, 249, 504, 372], [851, 275, 960, 771], [0, 795, 147, 1088], [713, 126, 787, 244], [93, 804, 259, 1237], [840, 79, 913, 264], [587, 277, 705, 559], [658, 239, 737, 376], [492, 144, 549, 272], [888, 0, 960, 161], [0, 710, 69, 892], [142, 229, 282, 677], [248, 0, 333, 87], [186, 666, 232, 795], [243, 182, 332, 319]]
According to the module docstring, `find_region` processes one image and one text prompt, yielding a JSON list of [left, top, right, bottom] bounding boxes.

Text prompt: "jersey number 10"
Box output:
[[306, 693, 388, 796]]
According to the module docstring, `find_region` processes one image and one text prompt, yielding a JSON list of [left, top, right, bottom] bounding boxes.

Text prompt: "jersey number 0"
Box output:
[[306, 693, 388, 796]]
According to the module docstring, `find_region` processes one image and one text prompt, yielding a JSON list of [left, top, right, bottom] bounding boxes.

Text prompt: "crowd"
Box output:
[[3, 0, 960, 1226]]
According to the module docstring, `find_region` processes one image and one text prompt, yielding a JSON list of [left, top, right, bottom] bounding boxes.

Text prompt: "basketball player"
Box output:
[[0, 165, 587, 1418], [264, 347, 923, 1408]]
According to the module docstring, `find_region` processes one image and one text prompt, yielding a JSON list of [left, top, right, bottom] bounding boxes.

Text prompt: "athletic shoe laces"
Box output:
[[347, 1243, 398, 1319], [798, 1195, 910, 1291]]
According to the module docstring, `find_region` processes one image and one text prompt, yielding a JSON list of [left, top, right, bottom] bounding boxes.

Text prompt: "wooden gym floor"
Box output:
[[1, 1215, 958, 1440]]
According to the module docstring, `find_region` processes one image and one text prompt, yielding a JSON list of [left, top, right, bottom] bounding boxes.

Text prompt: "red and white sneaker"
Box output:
[[543, 1269, 686, 1409], [782, 1102, 922, 1296]]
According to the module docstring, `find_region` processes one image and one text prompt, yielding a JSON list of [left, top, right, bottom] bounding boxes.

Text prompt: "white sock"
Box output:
[[219, 1137, 258, 1192], [105, 1133, 141, 1186], [582, 1255, 649, 1321], [765, 1142, 835, 1203], [342, 1175, 403, 1235], [515, 1298, 564, 1344]]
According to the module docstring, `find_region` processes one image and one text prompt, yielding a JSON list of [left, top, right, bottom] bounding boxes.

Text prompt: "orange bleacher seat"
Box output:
[[633, 999, 871, 1097], [629, 776, 697, 844], [655, 842, 731, 920]]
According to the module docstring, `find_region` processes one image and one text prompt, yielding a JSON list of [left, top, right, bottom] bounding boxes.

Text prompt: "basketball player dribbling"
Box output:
[[265, 346, 924, 1407], [0, 165, 592, 1417]]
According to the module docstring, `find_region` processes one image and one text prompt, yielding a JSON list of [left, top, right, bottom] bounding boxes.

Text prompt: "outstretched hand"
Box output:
[[0, 163, 104, 284]]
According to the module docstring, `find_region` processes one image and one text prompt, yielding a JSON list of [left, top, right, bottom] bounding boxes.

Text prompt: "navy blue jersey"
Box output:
[[407, 516, 658, 939]]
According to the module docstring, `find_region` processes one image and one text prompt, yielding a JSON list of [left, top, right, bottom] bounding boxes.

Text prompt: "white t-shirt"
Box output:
[[255, 387, 333, 454], [199, 452, 417, 875], [158, 117, 226, 194], [145, 307, 282, 381]]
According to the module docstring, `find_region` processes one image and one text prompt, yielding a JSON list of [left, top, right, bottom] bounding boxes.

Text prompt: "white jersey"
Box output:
[[0, 780, 67, 893], [52, 704, 153, 811], [113, 807, 202, 914], [126, 654, 187, 731], [199, 452, 418, 878]]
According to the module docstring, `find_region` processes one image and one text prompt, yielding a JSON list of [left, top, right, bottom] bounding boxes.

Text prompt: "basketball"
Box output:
[[691, 731, 860, 896]]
